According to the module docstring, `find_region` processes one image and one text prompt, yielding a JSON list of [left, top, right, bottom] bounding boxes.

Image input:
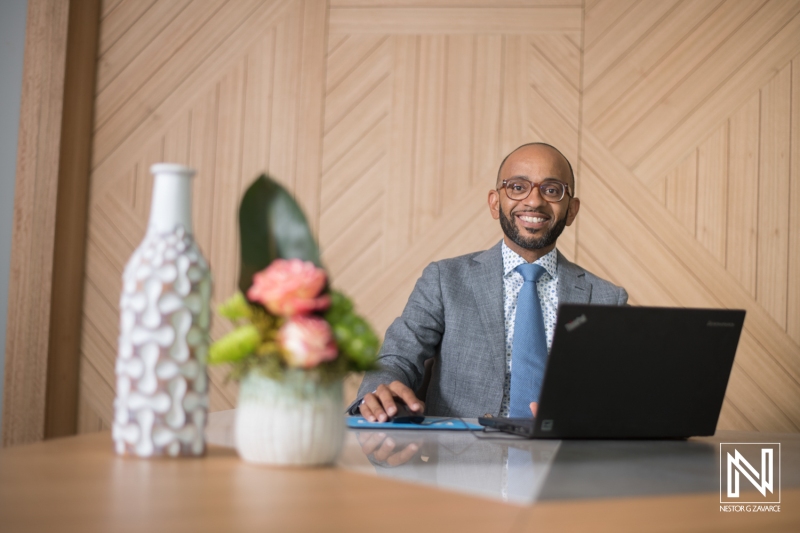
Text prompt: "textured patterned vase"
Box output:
[[235, 371, 345, 466], [113, 163, 212, 457]]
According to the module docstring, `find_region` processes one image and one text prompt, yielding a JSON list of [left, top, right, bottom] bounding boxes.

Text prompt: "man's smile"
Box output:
[[514, 210, 550, 230]]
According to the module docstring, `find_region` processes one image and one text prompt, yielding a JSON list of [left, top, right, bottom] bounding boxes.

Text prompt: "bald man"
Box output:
[[350, 143, 628, 423]]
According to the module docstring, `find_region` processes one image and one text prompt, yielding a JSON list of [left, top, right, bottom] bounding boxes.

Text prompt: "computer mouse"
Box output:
[[389, 398, 424, 424]]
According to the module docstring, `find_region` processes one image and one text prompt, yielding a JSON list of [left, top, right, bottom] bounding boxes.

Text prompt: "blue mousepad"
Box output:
[[346, 416, 483, 431]]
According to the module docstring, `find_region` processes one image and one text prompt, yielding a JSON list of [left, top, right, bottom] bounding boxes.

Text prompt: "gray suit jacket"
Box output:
[[354, 241, 628, 417]]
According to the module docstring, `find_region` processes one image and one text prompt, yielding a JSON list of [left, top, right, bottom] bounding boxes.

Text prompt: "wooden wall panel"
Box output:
[[328, 7, 582, 34], [582, 0, 800, 431], [650, 67, 799, 328], [4, 0, 100, 446], [790, 57, 800, 346], [330, 0, 582, 5], [633, 2, 800, 184], [66, 0, 800, 433], [583, 0, 722, 127], [726, 94, 760, 297], [97, 0, 192, 93], [78, 0, 327, 428], [757, 64, 791, 330], [320, 9, 582, 341], [696, 124, 728, 264], [664, 151, 697, 236]]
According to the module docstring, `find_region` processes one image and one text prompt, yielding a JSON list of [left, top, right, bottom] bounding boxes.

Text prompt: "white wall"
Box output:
[[0, 0, 28, 438]]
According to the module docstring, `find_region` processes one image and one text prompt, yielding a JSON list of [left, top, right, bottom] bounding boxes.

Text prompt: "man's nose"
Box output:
[[521, 185, 547, 208]]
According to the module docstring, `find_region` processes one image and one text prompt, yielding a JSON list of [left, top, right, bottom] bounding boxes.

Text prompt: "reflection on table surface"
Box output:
[[207, 410, 800, 505]]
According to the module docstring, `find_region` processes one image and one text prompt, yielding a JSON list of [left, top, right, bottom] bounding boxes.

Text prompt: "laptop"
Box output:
[[479, 305, 745, 439]]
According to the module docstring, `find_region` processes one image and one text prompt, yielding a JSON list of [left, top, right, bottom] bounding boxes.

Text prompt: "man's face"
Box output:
[[498, 199, 567, 251], [488, 145, 580, 257]]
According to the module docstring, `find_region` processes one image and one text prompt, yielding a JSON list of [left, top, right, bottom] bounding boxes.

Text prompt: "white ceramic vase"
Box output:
[[113, 163, 212, 457], [235, 371, 345, 466]]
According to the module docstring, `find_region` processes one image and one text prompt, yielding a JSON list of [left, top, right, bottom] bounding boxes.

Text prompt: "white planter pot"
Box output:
[[235, 371, 345, 466]]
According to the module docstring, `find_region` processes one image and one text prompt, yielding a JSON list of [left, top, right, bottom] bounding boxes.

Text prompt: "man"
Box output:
[[351, 143, 628, 422]]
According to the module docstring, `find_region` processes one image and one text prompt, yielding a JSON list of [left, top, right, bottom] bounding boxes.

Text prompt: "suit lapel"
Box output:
[[557, 251, 591, 304], [470, 242, 506, 381], [467, 245, 590, 414]]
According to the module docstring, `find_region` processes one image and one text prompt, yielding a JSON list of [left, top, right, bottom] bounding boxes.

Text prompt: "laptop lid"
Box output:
[[487, 305, 745, 439]]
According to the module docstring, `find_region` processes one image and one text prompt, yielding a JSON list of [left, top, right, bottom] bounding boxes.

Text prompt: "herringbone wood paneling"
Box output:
[[320, 25, 582, 337], [79, 0, 327, 428], [581, 0, 800, 431], [77, 0, 800, 432]]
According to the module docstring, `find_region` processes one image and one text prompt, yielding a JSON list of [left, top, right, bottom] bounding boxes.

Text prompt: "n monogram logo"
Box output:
[[720, 443, 780, 504]]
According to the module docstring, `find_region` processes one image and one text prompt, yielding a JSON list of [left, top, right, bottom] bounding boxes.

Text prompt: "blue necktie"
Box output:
[[509, 263, 547, 418]]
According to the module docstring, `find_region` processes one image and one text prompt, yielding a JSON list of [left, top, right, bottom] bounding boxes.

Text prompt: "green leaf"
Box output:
[[238, 174, 321, 294]]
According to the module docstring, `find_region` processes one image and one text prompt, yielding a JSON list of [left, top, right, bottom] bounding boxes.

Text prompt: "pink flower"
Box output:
[[278, 316, 338, 369], [247, 259, 330, 316]]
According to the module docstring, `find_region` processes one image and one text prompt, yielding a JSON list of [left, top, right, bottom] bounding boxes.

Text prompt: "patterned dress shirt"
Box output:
[[499, 242, 559, 417]]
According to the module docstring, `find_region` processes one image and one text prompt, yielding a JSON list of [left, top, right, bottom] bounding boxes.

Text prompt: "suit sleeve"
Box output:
[[347, 262, 445, 414], [618, 287, 629, 306]]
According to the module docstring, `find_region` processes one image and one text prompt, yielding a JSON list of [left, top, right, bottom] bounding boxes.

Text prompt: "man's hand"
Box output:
[[359, 381, 425, 422], [530, 402, 538, 417], [357, 432, 422, 467]]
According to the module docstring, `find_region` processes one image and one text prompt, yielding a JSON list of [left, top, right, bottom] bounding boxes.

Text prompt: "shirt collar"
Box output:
[[501, 240, 558, 280]]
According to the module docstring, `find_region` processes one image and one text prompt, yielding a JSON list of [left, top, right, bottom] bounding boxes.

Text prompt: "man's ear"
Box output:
[[565, 197, 580, 226], [488, 190, 500, 220]]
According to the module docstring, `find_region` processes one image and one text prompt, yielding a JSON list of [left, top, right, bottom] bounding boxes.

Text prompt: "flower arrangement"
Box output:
[[207, 174, 379, 381]]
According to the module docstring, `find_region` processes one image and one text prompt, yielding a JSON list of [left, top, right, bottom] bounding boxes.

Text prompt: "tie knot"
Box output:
[[515, 262, 546, 283]]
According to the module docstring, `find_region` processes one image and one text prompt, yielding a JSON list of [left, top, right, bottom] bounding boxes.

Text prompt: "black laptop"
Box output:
[[479, 305, 745, 439]]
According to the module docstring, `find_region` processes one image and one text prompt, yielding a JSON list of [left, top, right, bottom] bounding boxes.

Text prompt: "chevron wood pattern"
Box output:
[[79, 0, 327, 428], [75, 0, 799, 433], [320, 27, 582, 335], [580, 0, 800, 432]]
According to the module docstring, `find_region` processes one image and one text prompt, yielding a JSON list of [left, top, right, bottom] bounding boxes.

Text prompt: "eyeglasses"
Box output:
[[498, 178, 572, 203]]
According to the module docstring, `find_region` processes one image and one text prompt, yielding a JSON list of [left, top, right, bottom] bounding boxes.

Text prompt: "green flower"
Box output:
[[208, 325, 261, 364], [218, 292, 252, 321], [325, 293, 380, 371]]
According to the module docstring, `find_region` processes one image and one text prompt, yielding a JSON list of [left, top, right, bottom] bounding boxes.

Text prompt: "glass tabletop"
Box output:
[[207, 410, 800, 505]]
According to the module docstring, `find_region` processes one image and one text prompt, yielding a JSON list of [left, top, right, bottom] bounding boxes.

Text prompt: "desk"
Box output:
[[1, 411, 798, 532]]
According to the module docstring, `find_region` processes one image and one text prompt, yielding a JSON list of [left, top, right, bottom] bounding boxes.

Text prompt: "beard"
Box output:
[[499, 204, 568, 251]]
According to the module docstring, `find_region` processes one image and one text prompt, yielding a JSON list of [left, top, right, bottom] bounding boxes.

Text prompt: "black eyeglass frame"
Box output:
[[498, 178, 573, 203]]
